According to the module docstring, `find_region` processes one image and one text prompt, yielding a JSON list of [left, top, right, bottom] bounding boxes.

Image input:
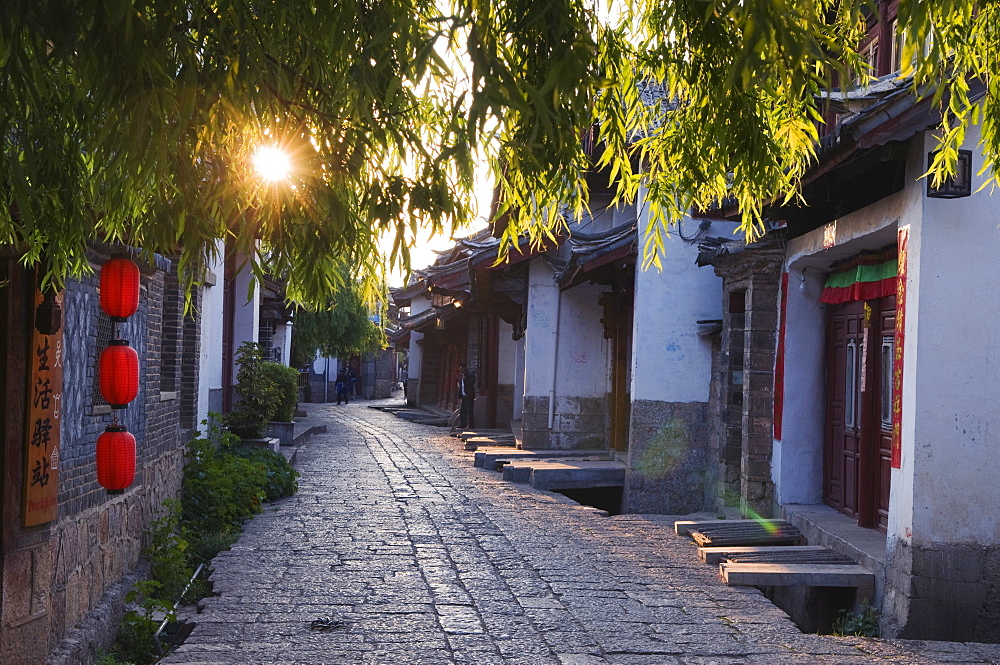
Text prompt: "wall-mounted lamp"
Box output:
[[927, 150, 973, 199]]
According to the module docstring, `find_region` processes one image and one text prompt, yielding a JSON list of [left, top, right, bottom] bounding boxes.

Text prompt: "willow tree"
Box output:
[[290, 283, 386, 368], [0, 1, 994, 305]]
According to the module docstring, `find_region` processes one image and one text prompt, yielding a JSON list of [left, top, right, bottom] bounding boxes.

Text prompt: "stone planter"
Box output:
[[239, 437, 280, 452], [267, 421, 295, 447]]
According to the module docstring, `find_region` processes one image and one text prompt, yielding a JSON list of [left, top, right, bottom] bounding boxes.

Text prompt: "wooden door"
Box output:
[[824, 297, 895, 530], [600, 292, 633, 453], [825, 300, 864, 518]]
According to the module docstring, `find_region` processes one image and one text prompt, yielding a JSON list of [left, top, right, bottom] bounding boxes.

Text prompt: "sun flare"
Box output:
[[253, 146, 291, 182]]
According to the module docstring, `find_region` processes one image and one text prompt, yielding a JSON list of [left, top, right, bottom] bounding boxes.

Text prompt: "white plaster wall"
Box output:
[[903, 127, 1000, 546], [197, 239, 226, 429], [513, 336, 525, 420], [405, 294, 431, 398], [772, 268, 826, 504], [231, 260, 260, 386], [555, 282, 609, 398], [274, 321, 292, 366], [497, 320, 516, 387], [523, 259, 559, 399], [631, 212, 727, 403], [523, 259, 609, 401]]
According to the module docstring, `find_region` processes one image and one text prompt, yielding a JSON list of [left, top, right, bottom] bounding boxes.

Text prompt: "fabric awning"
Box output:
[[819, 245, 897, 304]]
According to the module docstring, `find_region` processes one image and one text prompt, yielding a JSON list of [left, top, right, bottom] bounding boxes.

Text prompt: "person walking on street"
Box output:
[[457, 362, 476, 430], [347, 366, 359, 397], [335, 368, 351, 404]]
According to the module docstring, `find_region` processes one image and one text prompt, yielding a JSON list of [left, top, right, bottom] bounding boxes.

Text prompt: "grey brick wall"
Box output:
[[46, 252, 191, 664]]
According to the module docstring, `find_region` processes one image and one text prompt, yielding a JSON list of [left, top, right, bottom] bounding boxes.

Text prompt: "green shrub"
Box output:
[[232, 446, 300, 501], [113, 580, 174, 664], [223, 343, 279, 438], [260, 361, 300, 422], [145, 501, 192, 602], [831, 601, 880, 637], [182, 434, 267, 534]]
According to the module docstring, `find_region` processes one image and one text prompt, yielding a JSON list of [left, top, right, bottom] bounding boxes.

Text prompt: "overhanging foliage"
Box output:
[[0, 1, 994, 305]]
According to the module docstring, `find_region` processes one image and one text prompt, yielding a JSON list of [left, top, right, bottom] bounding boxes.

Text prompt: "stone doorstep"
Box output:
[[674, 518, 789, 536], [494, 455, 606, 473], [720, 562, 875, 588], [527, 460, 626, 491], [454, 429, 513, 440], [698, 545, 830, 565], [473, 448, 611, 469], [499, 458, 623, 486], [466, 436, 517, 449]]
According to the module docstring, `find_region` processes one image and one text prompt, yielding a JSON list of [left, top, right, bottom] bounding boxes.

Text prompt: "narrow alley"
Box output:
[[161, 403, 1000, 665]]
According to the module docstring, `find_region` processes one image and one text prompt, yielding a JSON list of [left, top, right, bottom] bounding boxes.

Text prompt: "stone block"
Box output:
[[912, 544, 986, 584], [3, 551, 33, 620]]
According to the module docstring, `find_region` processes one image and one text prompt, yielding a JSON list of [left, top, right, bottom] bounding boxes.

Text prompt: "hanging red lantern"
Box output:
[[99, 340, 139, 408], [96, 425, 136, 493], [100, 256, 140, 321]]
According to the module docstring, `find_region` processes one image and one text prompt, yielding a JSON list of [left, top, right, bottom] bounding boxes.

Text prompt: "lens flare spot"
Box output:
[[253, 146, 291, 182]]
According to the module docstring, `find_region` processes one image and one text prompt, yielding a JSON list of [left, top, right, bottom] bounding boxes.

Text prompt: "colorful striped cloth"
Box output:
[[819, 245, 897, 304]]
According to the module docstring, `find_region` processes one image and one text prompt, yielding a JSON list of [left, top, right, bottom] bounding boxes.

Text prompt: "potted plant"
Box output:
[[263, 361, 300, 446], [223, 343, 279, 447]]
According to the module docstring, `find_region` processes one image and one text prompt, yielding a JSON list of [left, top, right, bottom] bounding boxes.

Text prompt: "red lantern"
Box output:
[[96, 426, 136, 493], [100, 256, 140, 321], [99, 340, 139, 408]]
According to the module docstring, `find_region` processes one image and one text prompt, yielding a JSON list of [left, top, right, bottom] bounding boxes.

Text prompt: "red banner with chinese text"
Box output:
[[24, 288, 63, 526], [891, 227, 908, 469]]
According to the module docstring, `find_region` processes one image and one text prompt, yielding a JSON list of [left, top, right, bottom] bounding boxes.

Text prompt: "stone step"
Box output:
[[453, 429, 513, 440], [465, 436, 517, 450], [474, 448, 611, 469], [676, 519, 804, 547], [720, 562, 874, 588], [526, 460, 626, 491], [500, 456, 608, 478], [698, 545, 830, 565], [675, 519, 789, 536]]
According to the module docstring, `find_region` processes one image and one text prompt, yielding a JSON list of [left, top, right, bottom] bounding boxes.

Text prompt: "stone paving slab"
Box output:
[[161, 401, 1000, 665]]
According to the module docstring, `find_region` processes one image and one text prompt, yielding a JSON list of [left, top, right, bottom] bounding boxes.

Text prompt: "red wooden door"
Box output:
[[824, 297, 895, 530], [825, 301, 864, 518]]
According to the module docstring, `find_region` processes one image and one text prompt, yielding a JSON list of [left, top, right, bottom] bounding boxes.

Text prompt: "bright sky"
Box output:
[[384, 156, 493, 287], [385, 0, 625, 286]]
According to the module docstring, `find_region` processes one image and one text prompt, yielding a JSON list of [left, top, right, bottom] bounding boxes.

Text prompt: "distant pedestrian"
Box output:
[[335, 368, 350, 404], [457, 362, 476, 430], [347, 366, 359, 397]]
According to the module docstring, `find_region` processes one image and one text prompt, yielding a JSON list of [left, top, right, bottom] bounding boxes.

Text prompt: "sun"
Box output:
[[252, 146, 291, 182]]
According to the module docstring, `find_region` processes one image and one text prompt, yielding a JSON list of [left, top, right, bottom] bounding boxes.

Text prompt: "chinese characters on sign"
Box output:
[[24, 289, 63, 526], [891, 226, 908, 469]]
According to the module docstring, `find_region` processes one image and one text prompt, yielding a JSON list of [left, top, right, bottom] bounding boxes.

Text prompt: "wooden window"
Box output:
[[845, 340, 858, 427], [880, 336, 894, 428]]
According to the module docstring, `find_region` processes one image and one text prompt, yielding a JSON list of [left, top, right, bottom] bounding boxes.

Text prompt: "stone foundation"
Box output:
[[623, 400, 712, 514], [521, 395, 608, 450], [883, 538, 1000, 642]]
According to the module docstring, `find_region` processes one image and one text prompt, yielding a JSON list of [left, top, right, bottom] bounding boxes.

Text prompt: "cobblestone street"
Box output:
[[161, 402, 1000, 665]]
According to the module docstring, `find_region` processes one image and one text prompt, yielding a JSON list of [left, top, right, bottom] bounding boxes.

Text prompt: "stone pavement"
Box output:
[[161, 401, 1000, 665]]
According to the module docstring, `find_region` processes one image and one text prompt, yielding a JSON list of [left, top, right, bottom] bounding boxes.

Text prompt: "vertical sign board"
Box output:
[[23, 288, 63, 526], [772, 272, 788, 440], [891, 226, 909, 469]]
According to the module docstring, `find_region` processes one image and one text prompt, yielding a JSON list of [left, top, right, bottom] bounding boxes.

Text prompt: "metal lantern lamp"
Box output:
[[100, 256, 140, 321], [927, 150, 973, 199], [96, 426, 136, 494]]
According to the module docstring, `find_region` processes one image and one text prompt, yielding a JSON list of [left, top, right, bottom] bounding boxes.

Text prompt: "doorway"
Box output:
[[824, 296, 895, 531]]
